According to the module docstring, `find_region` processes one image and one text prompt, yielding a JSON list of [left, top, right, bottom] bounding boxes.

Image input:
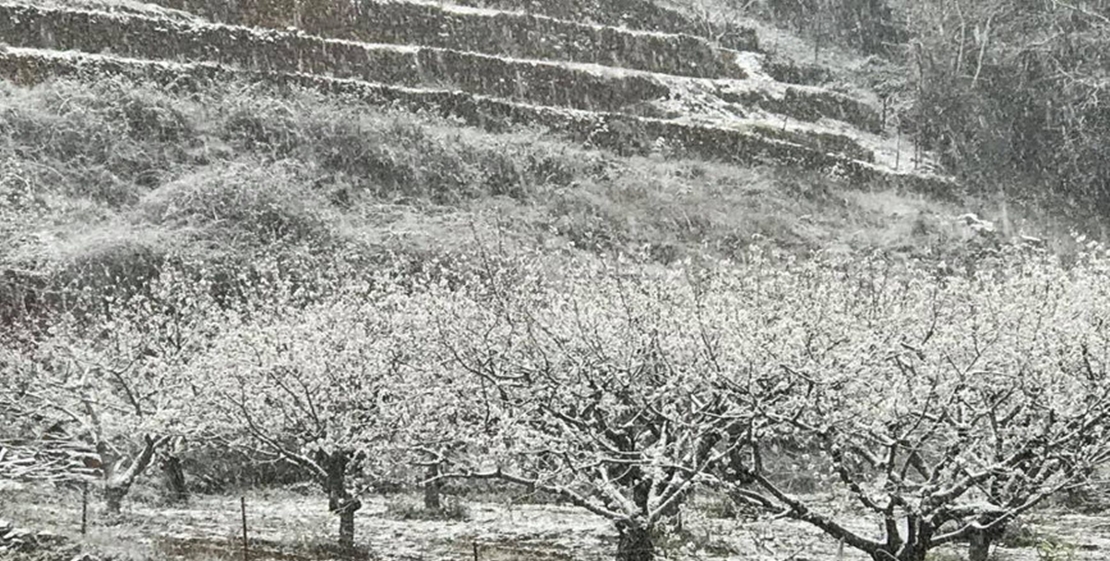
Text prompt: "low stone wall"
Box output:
[[0, 4, 670, 113], [144, 0, 750, 80], [452, 0, 760, 52], [752, 125, 873, 163], [762, 59, 832, 86], [0, 4, 877, 132], [0, 48, 955, 200], [720, 87, 882, 134]]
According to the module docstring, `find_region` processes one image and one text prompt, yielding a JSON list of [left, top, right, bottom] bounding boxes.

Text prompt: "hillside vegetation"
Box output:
[[3, 1, 1110, 561], [0, 76, 1023, 329]]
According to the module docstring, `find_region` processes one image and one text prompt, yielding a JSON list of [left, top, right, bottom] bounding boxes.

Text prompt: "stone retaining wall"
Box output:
[[720, 87, 882, 134], [145, 0, 752, 79], [0, 48, 955, 200], [0, 4, 879, 132], [0, 4, 670, 113], [452, 0, 759, 52]]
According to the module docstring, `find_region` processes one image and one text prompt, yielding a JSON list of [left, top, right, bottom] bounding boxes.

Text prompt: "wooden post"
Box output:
[[813, 20, 820, 64], [914, 133, 920, 170], [241, 496, 249, 561], [81, 480, 88, 535], [473, 541, 479, 561], [895, 132, 901, 171]]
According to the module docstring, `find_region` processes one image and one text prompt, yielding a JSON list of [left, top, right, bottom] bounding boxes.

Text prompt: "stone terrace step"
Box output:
[[7, 0, 201, 22], [451, 0, 757, 51], [0, 47, 955, 199], [0, 3, 879, 138], [146, 0, 755, 80], [0, 3, 668, 114]]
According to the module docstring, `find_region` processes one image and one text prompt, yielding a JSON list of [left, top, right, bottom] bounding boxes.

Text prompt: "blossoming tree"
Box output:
[[718, 250, 1110, 561], [435, 254, 788, 561], [1, 266, 221, 515]]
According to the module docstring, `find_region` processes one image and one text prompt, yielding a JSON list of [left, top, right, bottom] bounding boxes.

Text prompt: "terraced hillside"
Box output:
[[0, 0, 948, 193]]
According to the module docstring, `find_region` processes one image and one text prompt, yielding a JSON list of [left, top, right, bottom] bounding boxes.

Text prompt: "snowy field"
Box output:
[[3, 483, 1110, 561]]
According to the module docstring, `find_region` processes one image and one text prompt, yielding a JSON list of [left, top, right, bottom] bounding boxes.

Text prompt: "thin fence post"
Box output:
[[241, 496, 249, 561], [81, 480, 88, 535], [895, 131, 901, 171], [473, 541, 479, 561], [913, 133, 920, 170]]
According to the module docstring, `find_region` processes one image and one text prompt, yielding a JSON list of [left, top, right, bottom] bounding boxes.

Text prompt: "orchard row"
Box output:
[[5, 244, 1110, 561]]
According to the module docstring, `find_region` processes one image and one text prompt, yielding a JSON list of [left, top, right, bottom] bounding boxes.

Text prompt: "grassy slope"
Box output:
[[1, 75, 1050, 325]]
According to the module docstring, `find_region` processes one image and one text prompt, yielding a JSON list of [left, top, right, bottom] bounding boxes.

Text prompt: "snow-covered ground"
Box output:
[[4, 482, 1110, 561]]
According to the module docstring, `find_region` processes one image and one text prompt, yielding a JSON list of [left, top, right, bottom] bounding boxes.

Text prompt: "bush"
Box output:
[[0, 78, 196, 202], [754, 0, 905, 55], [140, 161, 334, 244], [221, 100, 306, 160], [181, 444, 311, 494], [53, 228, 168, 293], [546, 187, 630, 251], [384, 496, 471, 521]]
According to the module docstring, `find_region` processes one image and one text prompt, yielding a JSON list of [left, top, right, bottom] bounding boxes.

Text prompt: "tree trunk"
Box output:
[[969, 531, 991, 561], [100, 435, 166, 517], [659, 488, 687, 534], [969, 524, 1003, 561], [616, 522, 654, 561], [318, 450, 362, 550], [424, 464, 442, 511], [161, 455, 189, 504], [870, 544, 927, 561], [338, 502, 357, 549], [104, 485, 125, 516]]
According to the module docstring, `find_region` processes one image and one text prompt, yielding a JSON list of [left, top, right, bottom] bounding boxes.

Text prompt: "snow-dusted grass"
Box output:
[[3, 482, 1108, 561], [4, 71, 1034, 342]]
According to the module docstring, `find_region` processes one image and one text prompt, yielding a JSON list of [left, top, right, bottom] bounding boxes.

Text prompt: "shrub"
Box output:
[[222, 104, 305, 160], [384, 496, 471, 521], [139, 161, 334, 244], [546, 187, 630, 251], [754, 0, 905, 55], [0, 78, 195, 201], [53, 227, 168, 293]]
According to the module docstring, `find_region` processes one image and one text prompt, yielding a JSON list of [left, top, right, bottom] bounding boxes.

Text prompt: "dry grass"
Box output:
[[0, 74, 1088, 331], [2, 482, 1105, 561]]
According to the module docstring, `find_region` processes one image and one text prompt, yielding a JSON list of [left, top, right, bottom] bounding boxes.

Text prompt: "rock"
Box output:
[[3, 527, 31, 541], [956, 212, 995, 233], [1020, 234, 1046, 247]]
